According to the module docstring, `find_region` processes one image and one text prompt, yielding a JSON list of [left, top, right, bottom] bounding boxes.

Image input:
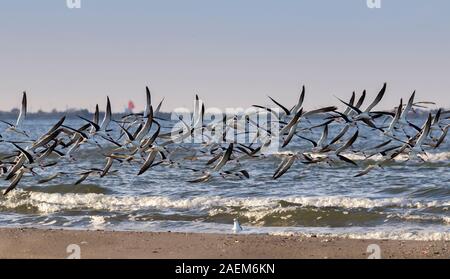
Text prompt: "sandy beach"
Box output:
[[0, 228, 448, 259]]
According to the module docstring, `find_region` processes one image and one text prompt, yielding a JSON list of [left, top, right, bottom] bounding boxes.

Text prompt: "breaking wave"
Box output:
[[1, 190, 448, 217], [269, 228, 450, 241]]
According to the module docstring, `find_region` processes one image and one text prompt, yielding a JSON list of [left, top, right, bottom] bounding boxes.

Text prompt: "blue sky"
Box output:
[[0, 0, 449, 112]]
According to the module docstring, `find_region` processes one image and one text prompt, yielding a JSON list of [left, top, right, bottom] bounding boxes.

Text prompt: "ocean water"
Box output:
[[0, 116, 449, 241]]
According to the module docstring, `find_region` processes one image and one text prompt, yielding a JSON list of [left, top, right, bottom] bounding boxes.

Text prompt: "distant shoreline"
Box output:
[[0, 108, 443, 120], [0, 110, 171, 120], [0, 228, 448, 259]]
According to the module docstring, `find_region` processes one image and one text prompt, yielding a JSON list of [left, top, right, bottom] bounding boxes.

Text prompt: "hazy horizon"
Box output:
[[1, 0, 449, 113]]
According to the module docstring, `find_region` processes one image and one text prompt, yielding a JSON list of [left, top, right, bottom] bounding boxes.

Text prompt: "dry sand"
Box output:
[[0, 228, 448, 259]]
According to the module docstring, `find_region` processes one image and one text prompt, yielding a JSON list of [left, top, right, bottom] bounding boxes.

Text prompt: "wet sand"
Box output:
[[0, 228, 448, 259]]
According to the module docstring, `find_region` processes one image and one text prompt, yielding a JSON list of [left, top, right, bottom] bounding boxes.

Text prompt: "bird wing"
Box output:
[[214, 143, 233, 171], [335, 130, 359, 155], [365, 83, 387, 113], [268, 96, 290, 115], [343, 92, 356, 116], [100, 96, 112, 131], [16, 92, 27, 127], [144, 86, 152, 118], [290, 85, 306, 115], [400, 91, 415, 122]]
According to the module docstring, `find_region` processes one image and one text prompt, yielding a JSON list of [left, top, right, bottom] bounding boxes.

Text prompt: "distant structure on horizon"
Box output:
[[125, 100, 135, 114]]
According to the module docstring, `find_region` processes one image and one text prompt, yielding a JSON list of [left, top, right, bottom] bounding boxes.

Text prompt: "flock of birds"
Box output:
[[0, 83, 449, 196]]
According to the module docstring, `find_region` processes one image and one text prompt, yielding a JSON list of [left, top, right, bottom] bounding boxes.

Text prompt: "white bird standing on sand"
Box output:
[[233, 218, 243, 233]]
